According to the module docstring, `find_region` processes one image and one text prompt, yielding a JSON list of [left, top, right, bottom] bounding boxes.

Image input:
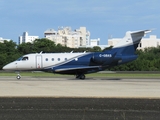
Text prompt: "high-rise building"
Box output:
[[44, 27, 90, 48], [19, 32, 39, 44]]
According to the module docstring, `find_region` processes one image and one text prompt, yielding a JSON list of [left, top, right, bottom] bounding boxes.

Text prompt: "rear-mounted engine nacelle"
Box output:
[[91, 53, 112, 64]]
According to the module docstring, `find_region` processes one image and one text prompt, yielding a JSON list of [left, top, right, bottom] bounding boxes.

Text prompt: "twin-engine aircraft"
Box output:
[[3, 30, 151, 79]]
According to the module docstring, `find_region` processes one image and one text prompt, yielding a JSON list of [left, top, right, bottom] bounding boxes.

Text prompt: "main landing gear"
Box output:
[[76, 74, 85, 80]]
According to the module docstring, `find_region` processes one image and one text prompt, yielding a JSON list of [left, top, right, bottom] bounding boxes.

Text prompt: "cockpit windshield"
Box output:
[[16, 56, 29, 61], [16, 57, 23, 61]]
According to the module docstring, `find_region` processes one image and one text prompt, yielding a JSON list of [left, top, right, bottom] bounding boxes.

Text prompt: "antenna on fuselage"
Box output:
[[40, 51, 43, 54]]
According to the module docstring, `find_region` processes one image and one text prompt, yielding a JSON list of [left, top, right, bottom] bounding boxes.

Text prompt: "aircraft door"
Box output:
[[36, 55, 42, 69]]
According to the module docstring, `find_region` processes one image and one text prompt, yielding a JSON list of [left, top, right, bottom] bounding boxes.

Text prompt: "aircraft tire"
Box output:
[[76, 74, 85, 80], [16, 75, 21, 80], [80, 74, 85, 80]]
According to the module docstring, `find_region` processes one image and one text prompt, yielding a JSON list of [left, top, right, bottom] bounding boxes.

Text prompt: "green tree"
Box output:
[[17, 42, 34, 54], [92, 46, 102, 52], [0, 40, 20, 69], [33, 38, 56, 53]]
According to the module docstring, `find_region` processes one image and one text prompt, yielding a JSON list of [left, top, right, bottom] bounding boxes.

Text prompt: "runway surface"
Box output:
[[0, 76, 160, 119], [0, 76, 160, 98], [0, 97, 160, 120]]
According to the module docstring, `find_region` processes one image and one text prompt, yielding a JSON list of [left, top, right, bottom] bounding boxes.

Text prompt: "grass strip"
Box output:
[[0, 72, 160, 79]]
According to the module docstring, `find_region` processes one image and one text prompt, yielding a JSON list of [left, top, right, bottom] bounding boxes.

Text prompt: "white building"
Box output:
[[44, 27, 90, 48], [19, 32, 39, 44], [0, 37, 11, 43], [90, 38, 100, 46], [108, 35, 160, 50], [138, 35, 160, 50]]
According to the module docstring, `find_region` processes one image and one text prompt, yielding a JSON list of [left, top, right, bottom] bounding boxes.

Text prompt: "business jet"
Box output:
[[3, 29, 151, 79]]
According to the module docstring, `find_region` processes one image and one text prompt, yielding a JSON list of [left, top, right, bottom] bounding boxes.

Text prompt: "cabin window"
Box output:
[[22, 57, 28, 61], [46, 58, 48, 61], [52, 58, 54, 61], [58, 58, 60, 61], [65, 58, 67, 61]]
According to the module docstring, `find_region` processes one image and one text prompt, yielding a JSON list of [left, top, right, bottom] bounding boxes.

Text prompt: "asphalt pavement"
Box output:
[[0, 77, 160, 120], [0, 97, 160, 120]]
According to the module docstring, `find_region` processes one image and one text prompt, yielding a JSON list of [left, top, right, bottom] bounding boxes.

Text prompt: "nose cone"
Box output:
[[3, 64, 10, 70], [3, 62, 16, 70]]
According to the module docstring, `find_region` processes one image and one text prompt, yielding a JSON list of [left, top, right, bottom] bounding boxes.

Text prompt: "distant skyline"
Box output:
[[0, 0, 160, 44]]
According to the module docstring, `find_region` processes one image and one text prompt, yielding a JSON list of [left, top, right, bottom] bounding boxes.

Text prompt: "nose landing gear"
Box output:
[[16, 73, 21, 80]]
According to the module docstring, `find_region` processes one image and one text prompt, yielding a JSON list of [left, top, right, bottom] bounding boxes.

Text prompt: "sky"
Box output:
[[0, 0, 160, 45]]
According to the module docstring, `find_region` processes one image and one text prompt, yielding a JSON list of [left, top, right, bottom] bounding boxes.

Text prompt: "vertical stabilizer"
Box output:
[[113, 30, 151, 55]]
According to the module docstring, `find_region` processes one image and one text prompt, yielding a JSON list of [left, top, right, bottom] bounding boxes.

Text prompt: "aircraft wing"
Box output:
[[54, 65, 102, 74]]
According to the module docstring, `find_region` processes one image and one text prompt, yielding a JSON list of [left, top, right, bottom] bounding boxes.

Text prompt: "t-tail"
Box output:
[[106, 29, 152, 65], [113, 29, 151, 55]]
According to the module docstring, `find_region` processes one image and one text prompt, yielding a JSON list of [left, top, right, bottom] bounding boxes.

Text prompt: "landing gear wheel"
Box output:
[[16, 74, 21, 80], [80, 74, 85, 80], [76, 74, 85, 80]]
